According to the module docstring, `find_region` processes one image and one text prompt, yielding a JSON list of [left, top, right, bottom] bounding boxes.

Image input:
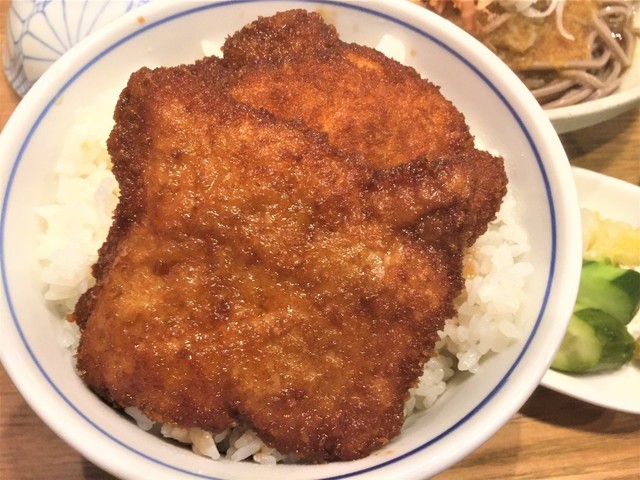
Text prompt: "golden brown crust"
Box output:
[[72, 10, 507, 462], [220, 10, 473, 166], [216, 9, 506, 246]]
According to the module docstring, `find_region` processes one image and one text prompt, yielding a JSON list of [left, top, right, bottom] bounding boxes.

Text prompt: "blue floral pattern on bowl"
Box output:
[[3, 0, 152, 96]]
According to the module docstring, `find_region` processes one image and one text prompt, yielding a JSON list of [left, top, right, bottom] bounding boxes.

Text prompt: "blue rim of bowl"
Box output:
[[0, 1, 557, 478]]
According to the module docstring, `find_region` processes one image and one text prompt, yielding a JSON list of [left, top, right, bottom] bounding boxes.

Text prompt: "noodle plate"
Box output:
[[413, 0, 638, 108]]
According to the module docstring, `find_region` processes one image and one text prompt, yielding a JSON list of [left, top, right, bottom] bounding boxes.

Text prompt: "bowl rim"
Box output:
[[0, 1, 582, 478]]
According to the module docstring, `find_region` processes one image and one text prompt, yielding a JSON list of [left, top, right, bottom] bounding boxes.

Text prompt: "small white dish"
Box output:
[[0, 1, 582, 478], [541, 167, 640, 415]]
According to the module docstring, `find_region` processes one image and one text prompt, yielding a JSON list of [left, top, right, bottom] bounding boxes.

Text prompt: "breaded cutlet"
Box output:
[[72, 10, 507, 463], [206, 9, 507, 247], [73, 61, 465, 462]]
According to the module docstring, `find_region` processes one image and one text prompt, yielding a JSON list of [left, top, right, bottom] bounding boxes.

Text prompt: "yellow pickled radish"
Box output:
[[581, 208, 640, 267]]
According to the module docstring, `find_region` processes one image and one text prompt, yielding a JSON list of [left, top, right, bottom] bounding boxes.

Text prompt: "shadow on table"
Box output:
[[82, 460, 118, 479], [521, 386, 640, 434]]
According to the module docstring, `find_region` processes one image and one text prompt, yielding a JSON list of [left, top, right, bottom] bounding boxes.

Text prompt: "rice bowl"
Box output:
[[36, 88, 532, 462], [0, 1, 582, 479]]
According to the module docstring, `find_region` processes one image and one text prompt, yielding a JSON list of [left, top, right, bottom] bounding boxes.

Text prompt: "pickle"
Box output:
[[551, 308, 635, 373], [574, 260, 640, 325]]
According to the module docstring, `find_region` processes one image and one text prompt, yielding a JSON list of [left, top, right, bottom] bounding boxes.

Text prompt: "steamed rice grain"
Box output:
[[37, 91, 532, 463]]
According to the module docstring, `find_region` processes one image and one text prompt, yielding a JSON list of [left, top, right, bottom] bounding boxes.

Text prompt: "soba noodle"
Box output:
[[527, 1, 637, 108], [413, 0, 638, 109]]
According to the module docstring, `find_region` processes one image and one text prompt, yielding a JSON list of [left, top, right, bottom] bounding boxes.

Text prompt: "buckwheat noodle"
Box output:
[[519, 1, 638, 108], [416, 1, 638, 109]]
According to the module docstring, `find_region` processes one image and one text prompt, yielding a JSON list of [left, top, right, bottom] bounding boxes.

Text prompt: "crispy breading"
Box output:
[[72, 10, 507, 462], [220, 11, 473, 168], [213, 9, 506, 246], [73, 63, 465, 462]]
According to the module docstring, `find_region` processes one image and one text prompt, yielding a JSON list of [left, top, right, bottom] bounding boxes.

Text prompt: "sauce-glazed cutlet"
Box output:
[[202, 9, 507, 247], [73, 9, 509, 464], [72, 59, 470, 462]]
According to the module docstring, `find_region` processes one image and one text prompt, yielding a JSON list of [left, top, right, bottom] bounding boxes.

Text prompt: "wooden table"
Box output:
[[1, 2, 638, 479]]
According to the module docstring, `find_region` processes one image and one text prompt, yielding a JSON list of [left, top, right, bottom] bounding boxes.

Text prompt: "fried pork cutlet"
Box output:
[[207, 9, 507, 247], [72, 10, 507, 463], [73, 61, 467, 462]]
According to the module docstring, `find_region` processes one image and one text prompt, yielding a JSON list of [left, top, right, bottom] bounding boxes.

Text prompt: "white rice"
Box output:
[[37, 90, 531, 463]]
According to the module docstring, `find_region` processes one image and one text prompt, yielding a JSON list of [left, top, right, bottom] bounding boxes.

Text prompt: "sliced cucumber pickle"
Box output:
[[551, 313, 601, 373], [575, 260, 640, 325], [551, 308, 635, 374]]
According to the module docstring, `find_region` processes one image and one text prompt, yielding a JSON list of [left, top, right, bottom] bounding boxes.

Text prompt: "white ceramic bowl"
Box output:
[[0, 1, 582, 479], [3, 0, 153, 96]]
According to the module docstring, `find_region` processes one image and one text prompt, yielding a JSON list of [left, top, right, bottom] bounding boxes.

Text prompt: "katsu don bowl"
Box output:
[[0, 1, 581, 479]]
